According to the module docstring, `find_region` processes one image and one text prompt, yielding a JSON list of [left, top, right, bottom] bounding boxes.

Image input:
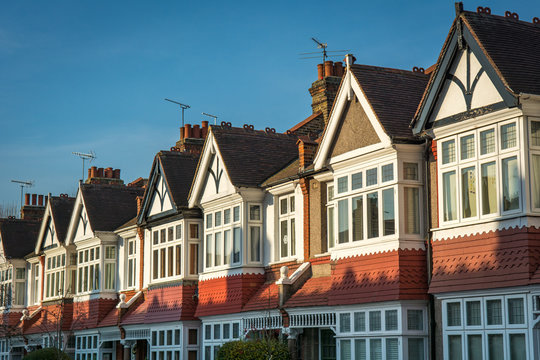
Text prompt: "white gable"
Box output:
[[41, 217, 59, 249], [148, 173, 174, 216], [200, 152, 235, 204], [73, 206, 92, 242], [429, 48, 504, 123]]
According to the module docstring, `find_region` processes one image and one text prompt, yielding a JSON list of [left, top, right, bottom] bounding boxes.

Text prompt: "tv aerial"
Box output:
[[202, 112, 218, 125], [165, 98, 190, 127], [72, 151, 96, 181], [299, 38, 350, 73], [11, 179, 34, 211]]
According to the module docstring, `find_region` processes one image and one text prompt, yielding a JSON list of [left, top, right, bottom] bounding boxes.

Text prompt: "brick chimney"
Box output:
[[174, 120, 209, 155], [309, 60, 345, 125], [297, 136, 318, 171], [20, 193, 46, 220], [86, 166, 124, 185]]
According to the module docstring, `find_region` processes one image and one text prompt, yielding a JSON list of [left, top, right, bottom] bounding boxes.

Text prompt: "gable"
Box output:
[[428, 47, 504, 124], [329, 98, 381, 159], [73, 206, 92, 242], [200, 153, 235, 204], [41, 216, 59, 250], [148, 172, 175, 217]]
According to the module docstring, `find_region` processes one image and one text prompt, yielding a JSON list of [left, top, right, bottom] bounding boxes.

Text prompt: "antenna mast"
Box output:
[[72, 151, 96, 181], [11, 179, 33, 212], [202, 112, 218, 125], [165, 99, 190, 127], [311, 37, 328, 64]]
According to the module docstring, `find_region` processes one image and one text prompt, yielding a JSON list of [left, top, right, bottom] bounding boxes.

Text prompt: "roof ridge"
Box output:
[[212, 125, 298, 139], [350, 63, 429, 77], [462, 10, 540, 30]]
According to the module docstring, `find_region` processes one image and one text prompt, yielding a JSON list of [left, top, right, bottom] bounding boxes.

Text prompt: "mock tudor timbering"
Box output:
[[1, 4, 540, 360]]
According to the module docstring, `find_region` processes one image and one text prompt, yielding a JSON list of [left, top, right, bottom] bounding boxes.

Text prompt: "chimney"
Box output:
[[86, 166, 124, 185], [20, 193, 46, 221], [297, 136, 318, 171], [309, 59, 345, 125], [174, 120, 209, 155]]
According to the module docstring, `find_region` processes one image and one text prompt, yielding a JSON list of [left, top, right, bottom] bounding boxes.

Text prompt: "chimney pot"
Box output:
[[31, 194, 37, 206], [334, 62, 344, 77], [184, 124, 192, 139], [97, 168, 104, 178], [113, 169, 121, 179], [317, 64, 324, 80], [202, 121, 209, 138], [90, 166, 97, 178], [104, 167, 113, 178], [38, 195, 44, 206], [180, 127, 185, 140], [25, 193, 30, 206], [324, 61, 334, 77], [193, 124, 201, 138]]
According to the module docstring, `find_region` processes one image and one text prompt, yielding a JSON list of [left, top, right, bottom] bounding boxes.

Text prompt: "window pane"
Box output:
[[249, 205, 261, 221], [354, 312, 365, 332], [385, 310, 398, 331], [249, 227, 261, 262], [206, 214, 212, 229], [290, 196, 295, 212], [214, 232, 222, 266], [175, 245, 181, 276], [448, 335, 462, 360], [339, 313, 351, 333], [160, 249, 166, 277], [502, 156, 520, 211], [280, 198, 288, 215], [481, 162, 497, 215], [442, 140, 456, 164], [443, 171, 457, 221], [532, 155, 540, 209], [467, 335, 482, 360], [233, 206, 240, 222], [508, 298, 524, 324], [328, 207, 335, 249], [382, 164, 394, 182], [461, 166, 477, 218], [340, 340, 351, 360], [233, 228, 241, 263], [352, 196, 363, 241], [488, 334, 504, 360], [280, 220, 288, 258], [224, 230, 231, 265], [351, 172, 362, 190], [501, 122, 516, 149], [532, 121, 540, 146], [386, 338, 398, 360], [223, 323, 230, 339], [408, 338, 425, 360], [232, 323, 239, 338], [460, 134, 475, 160], [404, 187, 420, 234], [480, 129, 495, 155], [160, 229, 166, 243], [367, 193, 378, 238], [290, 218, 296, 256], [168, 227, 174, 242], [189, 244, 198, 275], [213, 324, 220, 339], [404, 162, 418, 180], [338, 199, 349, 244], [189, 224, 199, 238], [366, 168, 377, 186], [382, 189, 395, 235], [215, 212, 222, 227], [407, 310, 423, 331], [176, 224, 182, 239], [486, 300, 502, 325], [509, 334, 526, 360], [205, 234, 212, 268], [447, 302, 461, 326], [168, 246, 174, 276], [466, 301, 481, 326], [354, 339, 366, 360], [204, 325, 211, 340], [369, 311, 381, 331], [337, 176, 348, 193], [224, 209, 231, 224], [369, 339, 382, 360]]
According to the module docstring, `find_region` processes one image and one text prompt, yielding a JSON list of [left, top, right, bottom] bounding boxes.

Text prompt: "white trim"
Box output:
[[198, 266, 265, 281]]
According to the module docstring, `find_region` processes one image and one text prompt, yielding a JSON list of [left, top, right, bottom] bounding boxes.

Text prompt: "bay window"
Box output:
[[46, 252, 66, 298], [278, 194, 296, 260], [151, 222, 183, 281], [205, 205, 242, 270], [439, 120, 521, 225], [77, 246, 99, 294]]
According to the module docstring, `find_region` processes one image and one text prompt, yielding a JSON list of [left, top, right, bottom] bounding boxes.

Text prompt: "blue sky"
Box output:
[[1, 0, 539, 210]]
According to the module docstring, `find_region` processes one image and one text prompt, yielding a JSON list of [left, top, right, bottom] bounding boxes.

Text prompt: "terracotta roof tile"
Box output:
[[242, 283, 280, 312]]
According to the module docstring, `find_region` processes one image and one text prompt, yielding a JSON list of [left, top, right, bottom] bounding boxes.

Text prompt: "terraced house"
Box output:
[[0, 3, 539, 360]]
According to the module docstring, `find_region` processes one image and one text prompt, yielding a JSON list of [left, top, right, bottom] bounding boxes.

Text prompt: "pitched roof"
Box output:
[[0, 218, 40, 258], [49, 195, 76, 244], [349, 64, 428, 139], [211, 126, 299, 187], [462, 11, 540, 96], [81, 184, 144, 232], [157, 151, 200, 208]]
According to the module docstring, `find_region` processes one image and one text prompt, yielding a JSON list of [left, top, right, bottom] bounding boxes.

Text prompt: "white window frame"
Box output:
[[529, 118, 540, 212], [204, 205, 242, 271], [247, 203, 262, 264], [150, 221, 183, 283], [277, 193, 297, 261], [125, 237, 137, 290], [76, 246, 100, 295], [438, 120, 522, 227], [203, 320, 241, 360], [75, 334, 99, 360], [150, 326, 182, 360], [31, 262, 40, 305], [0, 266, 12, 308], [45, 251, 66, 299], [103, 245, 116, 291]]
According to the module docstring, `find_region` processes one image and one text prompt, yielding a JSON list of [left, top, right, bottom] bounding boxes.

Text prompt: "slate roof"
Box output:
[[156, 151, 200, 208], [463, 11, 540, 96], [49, 195, 76, 244], [211, 126, 299, 187], [81, 184, 144, 232], [0, 218, 40, 258], [349, 64, 428, 139]]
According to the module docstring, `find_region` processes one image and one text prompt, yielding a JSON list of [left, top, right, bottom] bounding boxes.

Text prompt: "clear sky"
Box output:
[[1, 0, 539, 211]]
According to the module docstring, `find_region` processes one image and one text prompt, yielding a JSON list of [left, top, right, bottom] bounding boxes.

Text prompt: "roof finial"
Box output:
[[455, 2, 464, 16]]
